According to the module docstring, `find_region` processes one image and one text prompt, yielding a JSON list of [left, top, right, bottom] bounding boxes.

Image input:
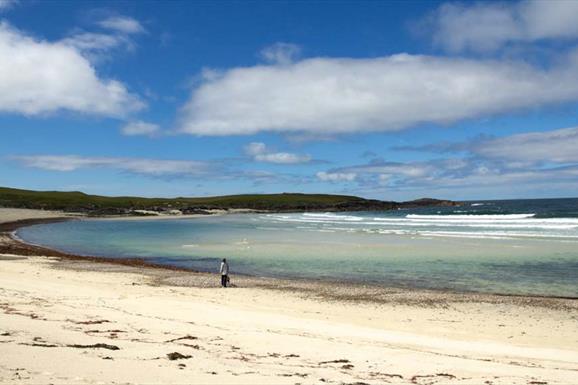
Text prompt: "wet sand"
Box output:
[[1, 208, 577, 384]]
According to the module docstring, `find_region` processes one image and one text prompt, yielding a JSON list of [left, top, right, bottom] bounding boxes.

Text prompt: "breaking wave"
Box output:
[[263, 211, 578, 240], [406, 214, 536, 220]]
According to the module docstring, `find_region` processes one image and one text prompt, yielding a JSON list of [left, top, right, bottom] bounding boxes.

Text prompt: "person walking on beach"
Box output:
[[219, 258, 230, 287]]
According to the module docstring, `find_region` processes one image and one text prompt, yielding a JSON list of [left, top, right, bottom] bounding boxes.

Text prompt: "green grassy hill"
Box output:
[[0, 186, 457, 215]]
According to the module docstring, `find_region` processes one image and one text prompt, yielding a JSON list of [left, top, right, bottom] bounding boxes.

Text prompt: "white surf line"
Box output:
[[264, 218, 578, 231], [407, 214, 537, 220]]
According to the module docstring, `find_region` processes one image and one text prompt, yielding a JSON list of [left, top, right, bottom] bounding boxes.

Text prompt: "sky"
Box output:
[[1, 0, 578, 201]]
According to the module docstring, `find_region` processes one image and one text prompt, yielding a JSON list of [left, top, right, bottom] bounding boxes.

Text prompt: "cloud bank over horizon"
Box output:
[[9, 154, 305, 188], [317, 126, 578, 196], [11, 155, 214, 178]]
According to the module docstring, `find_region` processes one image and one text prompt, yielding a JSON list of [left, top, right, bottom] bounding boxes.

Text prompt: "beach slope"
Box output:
[[1, 210, 577, 384]]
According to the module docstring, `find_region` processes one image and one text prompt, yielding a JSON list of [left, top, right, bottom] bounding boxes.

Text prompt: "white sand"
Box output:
[[0, 207, 255, 224], [0, 208, 70, 223], [1, 209, 577, 384], [1, 255, 577, 384]]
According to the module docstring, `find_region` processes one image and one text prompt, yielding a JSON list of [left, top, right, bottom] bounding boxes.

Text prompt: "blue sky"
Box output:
[[2, 0, 578, 201]]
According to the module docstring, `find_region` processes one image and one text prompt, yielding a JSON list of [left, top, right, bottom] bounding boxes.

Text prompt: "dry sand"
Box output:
[[1, 209, 577, 384], [0, 208, 73, 223]]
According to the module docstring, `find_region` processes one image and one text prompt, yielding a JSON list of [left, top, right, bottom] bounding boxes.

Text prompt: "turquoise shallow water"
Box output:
[[17, 198, 578, 297]]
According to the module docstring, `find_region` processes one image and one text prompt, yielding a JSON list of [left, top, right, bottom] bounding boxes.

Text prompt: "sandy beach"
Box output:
[[1, 209, 578, 384]]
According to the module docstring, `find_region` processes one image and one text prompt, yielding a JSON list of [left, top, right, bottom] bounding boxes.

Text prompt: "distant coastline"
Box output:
[[0, 186, 459, 217]]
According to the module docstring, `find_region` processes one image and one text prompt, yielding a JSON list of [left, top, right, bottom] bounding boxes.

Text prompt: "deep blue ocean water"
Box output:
[[17, 198, 578, 297]]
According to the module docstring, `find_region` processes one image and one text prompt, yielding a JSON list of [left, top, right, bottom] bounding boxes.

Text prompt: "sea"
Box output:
[[16, 198, 578, 297]]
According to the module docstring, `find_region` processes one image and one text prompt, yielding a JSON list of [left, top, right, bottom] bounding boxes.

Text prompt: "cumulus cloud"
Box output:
[[260, 42, 301, 65], [316, 171, 356, 182], [121, 121, 160, 136], [425, 0, 578, 52], [12, 155, 212, 177], [179, 52, 578, 136], [244, 142, 311, 164], [98, 16, 145, 34], [0, 22, 143, 117]]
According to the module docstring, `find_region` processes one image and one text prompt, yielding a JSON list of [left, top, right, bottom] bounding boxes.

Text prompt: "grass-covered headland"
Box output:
[[0, 186, 458, 216]]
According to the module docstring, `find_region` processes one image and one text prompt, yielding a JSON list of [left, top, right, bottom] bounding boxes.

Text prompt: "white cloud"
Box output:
[[0, 22, 143, 117], [255, 152, 311, 164], [11, 154, 301, 186], [320, 157, 572, 192], [244, 142, 267, 157], [403, 126, 578, 166], [179, 52, 578, 136], [12, 155, 211, 177], [321, 125, 578, 196], [98, 16, 145, 35], [316, 171, 356, 182], [121, 121, 160, 136], [61, 16, 145, 58], [427, 0, 578, 52], [244, 142, 311, 164], [62, 32, 130, 54], [341, 161, 439, 178], [473, 126, 578, 164], [260, 42, 301, 65], [395, 165, 578, 192]]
